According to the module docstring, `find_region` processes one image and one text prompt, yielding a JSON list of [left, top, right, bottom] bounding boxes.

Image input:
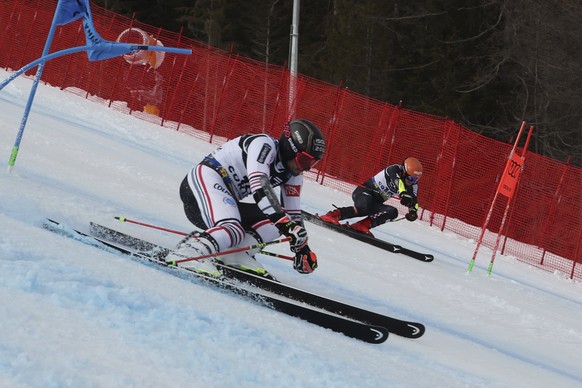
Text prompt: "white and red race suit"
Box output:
[[180, 134, 303, 251]]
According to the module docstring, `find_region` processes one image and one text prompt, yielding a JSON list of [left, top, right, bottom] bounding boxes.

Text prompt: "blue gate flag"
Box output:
[[54, 0, 87, 26], [4, 0, 192, 172], [53, 0, 132, 60], [53, 0, 189, 62]]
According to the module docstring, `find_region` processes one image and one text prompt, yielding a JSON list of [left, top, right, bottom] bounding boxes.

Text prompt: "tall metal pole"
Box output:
[[288, 0, 300, 119]]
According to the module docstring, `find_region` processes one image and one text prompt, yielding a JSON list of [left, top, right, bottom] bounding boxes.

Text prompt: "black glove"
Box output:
[[405, 208, 418, 222], [400, 192, 416, 207], [273, 215, 308, 252], [293, 245, 318, 274]]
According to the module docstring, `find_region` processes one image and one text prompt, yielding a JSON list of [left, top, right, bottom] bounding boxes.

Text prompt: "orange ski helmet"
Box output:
[[403, 157, 423, 183]]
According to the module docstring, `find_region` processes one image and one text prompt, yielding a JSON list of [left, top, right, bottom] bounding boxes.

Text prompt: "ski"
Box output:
[[44, 219, 389, 344], [89, 221, 425, 338], [89, 221, 170, 259], [216, 264, 424, 338], [301, 210, 434, 262]]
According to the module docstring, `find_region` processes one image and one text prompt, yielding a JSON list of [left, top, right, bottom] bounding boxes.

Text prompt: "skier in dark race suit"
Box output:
[[165, 119, 326, 278], [318, 157, 423, 235]]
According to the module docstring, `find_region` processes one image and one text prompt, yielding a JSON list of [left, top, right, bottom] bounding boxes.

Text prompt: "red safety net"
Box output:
[[1, 0, 580, 279]]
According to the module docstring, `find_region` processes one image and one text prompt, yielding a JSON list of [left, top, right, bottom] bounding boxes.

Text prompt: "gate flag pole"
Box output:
[[467, 121, 532, 274], [6, 0, 73, 173], [4, 0, 191, 172], [487, 125, 533, 275]]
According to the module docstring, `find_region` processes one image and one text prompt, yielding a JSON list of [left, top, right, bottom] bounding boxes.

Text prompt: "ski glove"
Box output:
[[400, 192, 416, 207], [293, 245, 318, 274], [405, 208, 418, 222], [273, 215, 308, 252]]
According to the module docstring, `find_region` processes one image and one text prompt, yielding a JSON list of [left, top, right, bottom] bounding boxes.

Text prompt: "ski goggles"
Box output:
[[295, 151, 320, 171], [405, 175, 419, 184]]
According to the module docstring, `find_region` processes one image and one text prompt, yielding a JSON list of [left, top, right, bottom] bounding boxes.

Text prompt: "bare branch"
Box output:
[[438, 2, 506, 44]]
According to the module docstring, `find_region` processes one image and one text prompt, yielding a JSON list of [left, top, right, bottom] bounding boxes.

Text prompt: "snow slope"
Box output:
[[1, 69, 581, 388]]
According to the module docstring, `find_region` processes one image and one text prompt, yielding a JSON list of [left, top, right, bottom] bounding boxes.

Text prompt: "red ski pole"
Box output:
[[259, 250, 294, 261], [115, 216, 188, 236], [169, 237, 291, 265], [115, 216, 295, 262]]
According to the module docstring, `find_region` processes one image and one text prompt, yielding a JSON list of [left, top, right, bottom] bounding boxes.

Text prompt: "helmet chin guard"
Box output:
[[279, 119, 326, 170]]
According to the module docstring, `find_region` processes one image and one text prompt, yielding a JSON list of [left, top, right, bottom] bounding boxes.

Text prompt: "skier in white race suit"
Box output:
[[165, 119, 326, 279]]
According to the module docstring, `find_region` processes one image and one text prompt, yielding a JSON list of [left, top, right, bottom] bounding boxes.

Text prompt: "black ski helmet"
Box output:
[[279, 119, 326, 171]]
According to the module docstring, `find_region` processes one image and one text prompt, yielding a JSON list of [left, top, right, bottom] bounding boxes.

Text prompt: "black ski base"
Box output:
[[301, 210, 434, 262], [88, 221, 425, 339], [43, 219, 389, 344]]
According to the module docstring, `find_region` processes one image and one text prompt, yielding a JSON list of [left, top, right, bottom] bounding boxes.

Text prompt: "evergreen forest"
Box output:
[[93, 0, 582, 166]]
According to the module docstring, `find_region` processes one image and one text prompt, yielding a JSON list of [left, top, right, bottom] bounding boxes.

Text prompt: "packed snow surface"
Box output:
[[1, 69, 581, 387]]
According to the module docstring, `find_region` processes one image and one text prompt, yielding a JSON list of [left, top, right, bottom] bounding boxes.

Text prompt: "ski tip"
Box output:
[[115, 216, 126, 222], [407, 323, 426, 338], [371, 327, 390, 343]]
